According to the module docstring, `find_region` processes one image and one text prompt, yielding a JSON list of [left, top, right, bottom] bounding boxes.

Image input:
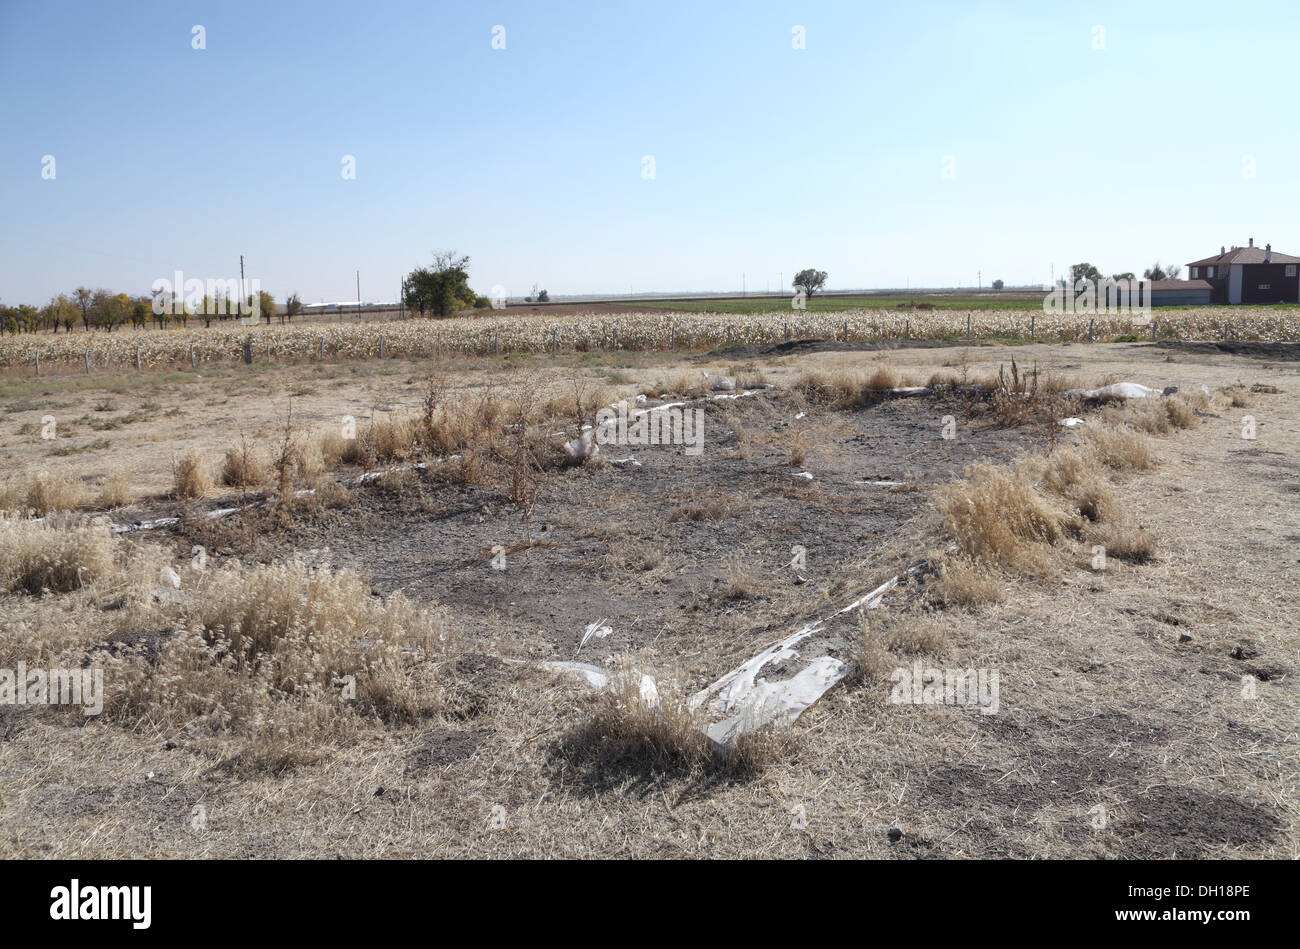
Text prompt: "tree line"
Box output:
[[0, 287, 310, 335]]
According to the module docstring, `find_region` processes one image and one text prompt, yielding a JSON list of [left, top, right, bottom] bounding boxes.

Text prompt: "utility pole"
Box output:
[[356, 270, 361, 320], [742, 272, 746, 297], [239, 255, 246, 320], [978, 270, 982, 292], [779, 272, 783, 294]]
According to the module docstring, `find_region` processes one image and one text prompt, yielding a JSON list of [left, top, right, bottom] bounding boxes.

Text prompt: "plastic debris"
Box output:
[[1064, 382, 1171, 400], [564, 428, 600, 458], [577, 618, 612, 653]]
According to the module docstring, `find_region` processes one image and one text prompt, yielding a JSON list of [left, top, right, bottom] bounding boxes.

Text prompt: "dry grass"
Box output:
[[172, 450, 211, 499], [0, 514, 118, 595], [1086, 522, 1159, 565], [722, 557, 760, 599], [99, 558, 457, 772], [936, 461, 1064, 574], [94, 470, 132, 509], [220, 442, 267, 488], [788, 428, 810, 467], [927, 553, 1004, 608], [563, 662, 790, 775], [793, 366, 915, 408], [1080, 424, 1157, 471], [1106, 396, 1199, 435], [17, 470, 86, 515]]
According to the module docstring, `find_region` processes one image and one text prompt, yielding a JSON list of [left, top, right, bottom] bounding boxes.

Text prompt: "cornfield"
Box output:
[[1, 307, 1296, 372]]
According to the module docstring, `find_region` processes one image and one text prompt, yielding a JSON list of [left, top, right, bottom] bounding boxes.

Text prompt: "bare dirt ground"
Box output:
[[0, 340, 1295, 858]]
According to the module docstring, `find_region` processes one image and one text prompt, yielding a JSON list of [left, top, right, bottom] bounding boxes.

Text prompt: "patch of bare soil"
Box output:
[[210, 390, 1047, 674], [714, 337, 963, 361], [1157, 340, 1300, 361]]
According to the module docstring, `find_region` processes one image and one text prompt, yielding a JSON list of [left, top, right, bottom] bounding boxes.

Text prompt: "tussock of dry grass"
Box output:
[[95, 470, 132, 509], [722, 557, 760, 599], [562, 664, 790, 775], [101, 559, 456, 772], [927, 553, 1004, 608], [794, 366, 915, 408], [0, 515, 117, 595], [1086, 523, 1158, 564], [221, 444, 267, 487], [17, 471, 87, 515], [1106, 396, 1199, 435], [173, 450, 211, 499], [1081, 424, 1157, 471], [937, 461, 1064, 573]]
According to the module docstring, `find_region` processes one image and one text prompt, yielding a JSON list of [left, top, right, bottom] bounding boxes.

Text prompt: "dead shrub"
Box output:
[[1108, 397, 1197, 435], [319, 429, 347, 469]]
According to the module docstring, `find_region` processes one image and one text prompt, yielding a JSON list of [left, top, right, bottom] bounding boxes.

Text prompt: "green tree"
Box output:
[[1069, 262, 1103, 286], [793, 268, 828, 298], [285, 292, 303, 322], [403, 251, 473, 318], [991, 279, 1004, 290]]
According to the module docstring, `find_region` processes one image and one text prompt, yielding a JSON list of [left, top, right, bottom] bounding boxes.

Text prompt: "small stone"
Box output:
[[887, 827, 902, 843], [164, 741, 176, 750], [375, 786, 386, 797], [1178, 632, 1191, 643]]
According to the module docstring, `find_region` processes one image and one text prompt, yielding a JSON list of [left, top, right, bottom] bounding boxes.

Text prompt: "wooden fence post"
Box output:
[[34, 352, 39, 376], [84, 350, 91, 374], [966, 314, 972, 339], [190, 343, 195, 368], [136, 347, 141, 371], [379, 335, 385, 359]]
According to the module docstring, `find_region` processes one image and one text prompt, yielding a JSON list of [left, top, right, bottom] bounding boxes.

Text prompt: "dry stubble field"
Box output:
[[0, 336, 1295, 858]]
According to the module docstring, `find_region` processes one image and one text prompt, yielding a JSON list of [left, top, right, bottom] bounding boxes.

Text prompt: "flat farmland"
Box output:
[[0, 338, 1295, 858]]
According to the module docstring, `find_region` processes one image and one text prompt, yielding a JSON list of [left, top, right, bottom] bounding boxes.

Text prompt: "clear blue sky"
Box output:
[[2, 0, 1298, 304]]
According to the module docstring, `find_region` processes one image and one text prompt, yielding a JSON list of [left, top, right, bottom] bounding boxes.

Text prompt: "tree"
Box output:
[[73, 286, 93, 331], [991, 279, 1004, 291], [537, 289, 550, 302], [1111, 272, 1135, 281], [792, 268, 828, 299], [130, 297, 151, 329], [403, 251, 473, 318], [1142, 261, 1180, 282], [1069, 262, 1103, 286], [285, 293, 303, 322]]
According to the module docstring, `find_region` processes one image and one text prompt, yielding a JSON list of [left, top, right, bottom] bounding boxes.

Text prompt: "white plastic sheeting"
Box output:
[[1065, 382, 1165, 400]]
